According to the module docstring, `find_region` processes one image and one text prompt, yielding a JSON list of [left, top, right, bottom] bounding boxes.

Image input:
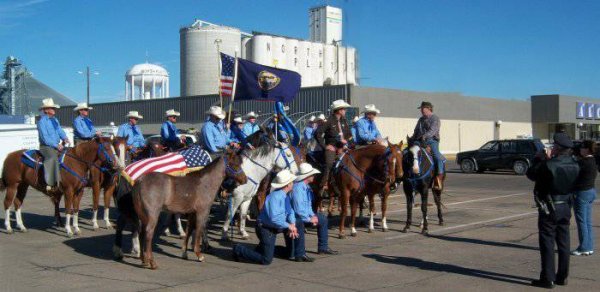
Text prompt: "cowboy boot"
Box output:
[[433, 174, 444, 191]]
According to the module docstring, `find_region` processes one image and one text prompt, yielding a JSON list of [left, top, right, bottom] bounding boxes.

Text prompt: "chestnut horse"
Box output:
[[401, 141, 446, 235], [132, 150, 247, 269], [1, 137, 119, 236], [332, 142, 404, 238]]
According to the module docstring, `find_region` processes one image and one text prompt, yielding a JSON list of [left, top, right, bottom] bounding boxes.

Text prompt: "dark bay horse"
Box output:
[[401, 141, 446, 235], [332, 143, 404, 238], [1, 137, 119, 236], [132, 150, 247, 269]]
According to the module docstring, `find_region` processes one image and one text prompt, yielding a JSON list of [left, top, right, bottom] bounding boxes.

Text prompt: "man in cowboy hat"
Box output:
[[411, 101, 445, 190], [72, 102, 101, 145], [354, 104, 383, 146], [243, 111, 260, 137], [37, 98, 71, 192], [303, 115, 317, 142], [117, 111, 146, 152], [232, 169, 299, 265], [229, 115, 251, 148], [288, 163, 338, 262], [527, 133, 580, 289], [161, 109, 185, 152], [267, 113, 290, 143], [200, 106, 233, 156], [315, 99, 353, 190]]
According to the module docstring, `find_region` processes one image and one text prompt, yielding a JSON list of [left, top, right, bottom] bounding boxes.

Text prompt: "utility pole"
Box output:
[[78, 67, 99, 105]]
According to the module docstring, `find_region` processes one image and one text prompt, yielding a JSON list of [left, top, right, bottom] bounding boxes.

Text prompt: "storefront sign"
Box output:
[[587, 103, 595, 119], [577, 102, 586, 119]]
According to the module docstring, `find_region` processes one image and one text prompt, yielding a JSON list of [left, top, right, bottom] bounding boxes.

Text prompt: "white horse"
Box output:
[[222, 141, 298, 240]]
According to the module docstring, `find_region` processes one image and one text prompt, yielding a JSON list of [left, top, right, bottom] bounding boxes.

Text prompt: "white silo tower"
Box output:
[[250, 34, 272, 66], [310, 42, 324, 86], [271, 37, 287, 69], [297, 41, 311, 86], [346, 47, 357, 85], [125, 63, 169, 101], [323, 44, 336, 85], [285, 39, 299, 73], [180, 20, 241, 96]]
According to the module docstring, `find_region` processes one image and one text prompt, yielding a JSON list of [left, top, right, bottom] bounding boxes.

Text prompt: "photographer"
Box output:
[[526, 133, 580, 288]]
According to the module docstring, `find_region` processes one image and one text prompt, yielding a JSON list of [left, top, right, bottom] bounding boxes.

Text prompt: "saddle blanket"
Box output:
[[122, 145, 211, 184], [21, 150, 66, 169]]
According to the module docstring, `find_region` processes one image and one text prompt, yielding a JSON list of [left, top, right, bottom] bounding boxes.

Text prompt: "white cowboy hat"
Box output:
[[233, 116, 244, 123], [126, 111, 143, 119], [73, 102, 92, 111], [308, 115, 316, 122], [353, 116, 360, 123], [330, 99, 351, 111], [165, 109, 180, 117], [316, 114, 326, 121], [271, 169, 297, 189], [39, 98, 60, 110], [206, 106, 226, 120], [295, 163, 321, 182], [364, 104, 381, 114], [246, 111, 258, 119]]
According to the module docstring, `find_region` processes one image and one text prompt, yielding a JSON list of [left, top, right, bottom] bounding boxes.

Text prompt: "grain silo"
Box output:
[[271, 37, 287, 69], [323, 44, 336, 85], [285, 39, 299, 73], [251, 34, 272, 66], [179, 20, 241, 96]]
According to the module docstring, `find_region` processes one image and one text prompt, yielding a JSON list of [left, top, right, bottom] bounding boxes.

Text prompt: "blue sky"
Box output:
[[1, 0, 599, 103]]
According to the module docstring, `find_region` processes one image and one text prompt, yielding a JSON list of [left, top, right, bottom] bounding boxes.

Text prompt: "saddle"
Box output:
[[21, 150, 44, 169]]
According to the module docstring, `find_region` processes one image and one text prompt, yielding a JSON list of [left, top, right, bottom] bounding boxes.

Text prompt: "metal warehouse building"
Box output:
[[54, 85, 597, 154]]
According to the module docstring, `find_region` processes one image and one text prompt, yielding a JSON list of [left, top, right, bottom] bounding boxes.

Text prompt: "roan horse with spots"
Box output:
[[401, 139, 446, 235], [132, 149, 247, 269], [1, 137, 119, 236]]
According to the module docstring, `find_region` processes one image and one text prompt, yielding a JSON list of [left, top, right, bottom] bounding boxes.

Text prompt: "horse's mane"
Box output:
[[244, 127, 276, 158]]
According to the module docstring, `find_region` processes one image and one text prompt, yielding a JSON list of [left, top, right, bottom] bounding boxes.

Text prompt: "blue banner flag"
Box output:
[[232, 56, 301, 103]]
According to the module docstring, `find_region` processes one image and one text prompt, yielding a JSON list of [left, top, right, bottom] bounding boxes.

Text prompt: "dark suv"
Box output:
[[456, 139, 546, 175]]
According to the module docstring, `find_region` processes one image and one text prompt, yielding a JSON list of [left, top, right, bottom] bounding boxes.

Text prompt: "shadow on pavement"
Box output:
[[428, 234, 539, 251], [363, 254, 532, 286]]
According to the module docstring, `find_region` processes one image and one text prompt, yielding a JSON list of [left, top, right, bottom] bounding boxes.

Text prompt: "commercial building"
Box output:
[[532, 94, 600, 141]]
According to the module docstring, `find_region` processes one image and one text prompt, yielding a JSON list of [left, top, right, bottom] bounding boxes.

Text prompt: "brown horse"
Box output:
[[132, 150, 247, 269], [401, 141, 446, 235], [332, 143, 404, 238], [1, 137, 119, 236]]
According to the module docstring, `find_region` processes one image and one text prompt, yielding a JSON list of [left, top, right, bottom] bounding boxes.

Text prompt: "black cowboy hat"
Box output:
[[418, 101, 433, 109]]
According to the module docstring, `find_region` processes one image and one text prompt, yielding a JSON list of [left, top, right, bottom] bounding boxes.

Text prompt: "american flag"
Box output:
[[220, 53, 236, 97], [123, 146, 211, 182]]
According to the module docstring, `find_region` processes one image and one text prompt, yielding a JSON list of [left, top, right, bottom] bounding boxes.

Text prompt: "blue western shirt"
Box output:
[[303, 126, 315, 141], [117, 123, 146, 149], [73, 115, 96, 139], [200, 120, 229, 153], [229, 125, 248, 144], [291, 181, 315, 222], [355, 117, 382, 144], [37, 115, 68, 149], [160, 120, 179, 142], [242, 122, 259, 137], [258, 189, 296, 229]]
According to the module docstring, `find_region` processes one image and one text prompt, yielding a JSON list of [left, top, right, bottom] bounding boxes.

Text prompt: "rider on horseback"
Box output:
[[410, 101, 445, 190], [72, 102, 101, 145], [242, 111, 260, 137], [354, 104, 383, 146], [200, 106, 236, 159], [117, 111, 146, 153], [315, 99, 353, 190], [37, 98, 72, 192], [161, 109, 185, 152]]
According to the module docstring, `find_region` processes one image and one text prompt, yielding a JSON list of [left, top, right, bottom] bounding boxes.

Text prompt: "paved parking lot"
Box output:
[[1, 164, 598, 291]]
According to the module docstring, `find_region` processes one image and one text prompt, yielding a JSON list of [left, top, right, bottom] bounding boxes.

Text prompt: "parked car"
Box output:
[[456, 139, 546, 175]]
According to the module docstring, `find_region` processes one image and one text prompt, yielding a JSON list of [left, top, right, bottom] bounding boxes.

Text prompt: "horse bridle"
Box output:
[[405, 146, 434, 186], [241, 144, 295, 185], [223, 154, 244, 176]]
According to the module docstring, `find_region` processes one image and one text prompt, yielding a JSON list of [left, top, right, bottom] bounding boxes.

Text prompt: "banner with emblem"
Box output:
[[233, 56, 301, 103]]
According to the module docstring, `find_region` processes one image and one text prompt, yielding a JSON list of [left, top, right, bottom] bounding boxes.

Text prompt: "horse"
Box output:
[[89, 136, 128, 230], [221, 131, 298, 241], [401, 139, 446, 235], [332, 142, 404, 238], [132, 149, 247, 269], [1, 137, 119, 236]]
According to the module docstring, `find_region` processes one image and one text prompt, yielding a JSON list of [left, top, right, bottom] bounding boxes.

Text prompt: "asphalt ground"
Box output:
[[1, 162, 598, 292]]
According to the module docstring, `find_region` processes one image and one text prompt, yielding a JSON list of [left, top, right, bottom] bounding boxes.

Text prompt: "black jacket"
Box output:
[[527, 154, 580, 199], [315, 114, 353, 149]]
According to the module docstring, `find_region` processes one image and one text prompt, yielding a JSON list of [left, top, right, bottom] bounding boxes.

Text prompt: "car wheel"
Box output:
[[460, 159, 476, 173], [513, 160, 528, 175]]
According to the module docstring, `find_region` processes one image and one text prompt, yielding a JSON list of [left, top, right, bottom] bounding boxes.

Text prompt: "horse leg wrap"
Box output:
[[92, 210, 99, 230], [65, 214, 73, 237], [15, 208, 27, 232], [5, 209, 12, 233], [103, 208, 112, 229]]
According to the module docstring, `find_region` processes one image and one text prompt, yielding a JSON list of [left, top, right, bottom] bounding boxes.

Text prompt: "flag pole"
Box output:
[[227, 52, 239, 127], [215, 40, 223, 108]]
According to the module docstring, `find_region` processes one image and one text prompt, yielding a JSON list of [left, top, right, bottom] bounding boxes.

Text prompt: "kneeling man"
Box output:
[[289, 163, 338, 261]]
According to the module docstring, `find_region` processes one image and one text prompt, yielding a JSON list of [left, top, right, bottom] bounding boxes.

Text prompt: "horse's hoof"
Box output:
[[439, 221, 444, 226], [105, 224, 113, 230], [150, 263, 158, 270], [112, 246, 124, 261], [421, 229, 429, 235], [400, 228, 409, 233], [178, 234, 186, 239], [351, 232, 357, 237], [338, 234, 346, 239], [241, 235, 249, 240], [181, 252, 188, 260], [66, 232, 73, 238], [197, 255, 205, 262], [6, 228, 13, 234], [368, 229, 374, 233], [92, 224, 99, 230], [220, 235, 231, 242], [18, 227, 27, 233], [74, 229, 81, 236], [382, 228, 388, 232]]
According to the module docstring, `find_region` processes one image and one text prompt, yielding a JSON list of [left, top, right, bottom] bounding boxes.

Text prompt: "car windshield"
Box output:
[[480, 141, 499, 151]]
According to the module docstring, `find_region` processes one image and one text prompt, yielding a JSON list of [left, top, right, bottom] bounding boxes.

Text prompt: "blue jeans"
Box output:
[[233, 224, 278, 265], [415, 139, 444, 174], [287, 213, 329, 258], [574, 188, 596, 252]]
